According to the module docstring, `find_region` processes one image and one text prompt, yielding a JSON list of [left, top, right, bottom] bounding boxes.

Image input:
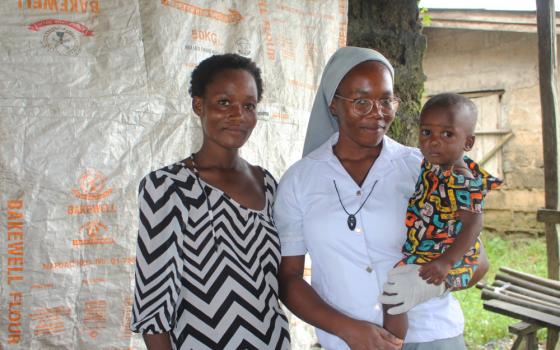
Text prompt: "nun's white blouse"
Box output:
[[274, 133, 464, 348]]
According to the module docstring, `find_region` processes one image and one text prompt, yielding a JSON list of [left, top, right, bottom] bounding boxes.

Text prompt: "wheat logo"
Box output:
[[72, 169, 113, 201], [72, 220, 114, 246]]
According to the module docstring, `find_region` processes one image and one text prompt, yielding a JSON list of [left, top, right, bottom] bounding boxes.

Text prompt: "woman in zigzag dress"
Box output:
[[131, 54, 291, 350]]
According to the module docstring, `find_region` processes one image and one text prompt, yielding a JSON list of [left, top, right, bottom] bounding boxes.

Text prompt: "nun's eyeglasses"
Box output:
[[334, 94, 400, 116]]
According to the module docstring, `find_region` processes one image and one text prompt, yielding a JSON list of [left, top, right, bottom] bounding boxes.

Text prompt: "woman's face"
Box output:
[[193, 68, 258, 150], [329, 61, 395, 150]]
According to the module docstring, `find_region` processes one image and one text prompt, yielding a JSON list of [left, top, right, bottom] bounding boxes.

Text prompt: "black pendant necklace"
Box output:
[[333, 180, 378, 230]]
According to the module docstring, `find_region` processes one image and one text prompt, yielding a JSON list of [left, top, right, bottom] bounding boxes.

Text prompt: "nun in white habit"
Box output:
[[274, 46, 477, 350]]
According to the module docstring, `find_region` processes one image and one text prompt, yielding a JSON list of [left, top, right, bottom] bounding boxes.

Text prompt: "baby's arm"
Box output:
[[468, 240, 489, 287], [419, 210, 483, 285]]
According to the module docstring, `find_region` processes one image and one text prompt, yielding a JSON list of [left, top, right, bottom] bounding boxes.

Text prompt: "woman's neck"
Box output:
[[333, 137, 383, 162], [332, 139, 383, 186], [193, 144, 243, 170]]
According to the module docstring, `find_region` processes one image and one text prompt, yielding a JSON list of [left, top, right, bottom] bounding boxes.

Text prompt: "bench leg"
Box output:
[[511, 335, 523, 350], [509, 322, 543, 350], [527, 332, 539, 350], [546, 328, 558, 350]]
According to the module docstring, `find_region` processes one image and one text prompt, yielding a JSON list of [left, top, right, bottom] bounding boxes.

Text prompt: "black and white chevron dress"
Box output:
[[131, 162, 291, 350]]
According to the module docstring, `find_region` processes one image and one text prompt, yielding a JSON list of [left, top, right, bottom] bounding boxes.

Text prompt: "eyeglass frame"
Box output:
[[333, 94, 401, 116]]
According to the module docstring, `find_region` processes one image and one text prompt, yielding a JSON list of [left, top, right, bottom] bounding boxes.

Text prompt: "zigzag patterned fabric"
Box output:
[[131, 162, 291, 349], [397, 156, 502, 289]]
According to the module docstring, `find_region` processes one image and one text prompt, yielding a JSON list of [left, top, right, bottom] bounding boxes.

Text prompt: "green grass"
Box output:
[[457, 234, 548, 349]]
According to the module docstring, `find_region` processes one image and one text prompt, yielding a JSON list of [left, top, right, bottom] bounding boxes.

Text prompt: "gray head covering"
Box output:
[[302, 46, 395, 156]]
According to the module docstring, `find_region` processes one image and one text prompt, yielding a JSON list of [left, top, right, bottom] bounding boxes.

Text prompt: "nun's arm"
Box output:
[[279, 255, 403, 349]]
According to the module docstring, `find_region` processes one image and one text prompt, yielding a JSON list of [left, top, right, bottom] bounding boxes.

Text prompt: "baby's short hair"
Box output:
[[421, 93, 477, 132]]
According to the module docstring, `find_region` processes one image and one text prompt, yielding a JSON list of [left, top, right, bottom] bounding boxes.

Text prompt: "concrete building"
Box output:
[[422, 9, 560, 236]]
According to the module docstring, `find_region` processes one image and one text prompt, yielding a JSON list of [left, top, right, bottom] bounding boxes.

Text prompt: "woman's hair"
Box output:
[[188, 53, 263, 102]]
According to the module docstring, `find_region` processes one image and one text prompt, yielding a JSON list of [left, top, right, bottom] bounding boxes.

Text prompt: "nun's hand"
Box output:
[[339, 319, 403, 350]]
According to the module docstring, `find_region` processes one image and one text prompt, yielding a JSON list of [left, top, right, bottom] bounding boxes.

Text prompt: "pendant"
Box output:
[[347, 214, 356, 230]]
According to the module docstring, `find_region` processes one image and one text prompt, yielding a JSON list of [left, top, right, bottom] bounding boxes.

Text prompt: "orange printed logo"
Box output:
[[82, 277, 107, 286], [121, 297, 133, 339], [278, 37, 294, 60], [29, 306, 70, 336], [8, 292, 23, 344], [192, 29, 220, 46], [161, 0, 243, 24], [28, 19, 94, 36], [18, 0, 100, 13], [72, 169, 113, 201], [72, 220, 115, 246], [275, 3, 335, 21], [83, 300, 107, 339], [28, 19, 94, 56]]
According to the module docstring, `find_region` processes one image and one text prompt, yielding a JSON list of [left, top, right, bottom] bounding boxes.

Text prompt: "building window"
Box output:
[[462, 90, 510, 179]]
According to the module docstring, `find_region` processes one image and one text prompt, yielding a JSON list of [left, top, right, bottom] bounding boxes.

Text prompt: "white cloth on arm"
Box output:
[[379, 264, 447, 315], [274, 133, 464, 348]]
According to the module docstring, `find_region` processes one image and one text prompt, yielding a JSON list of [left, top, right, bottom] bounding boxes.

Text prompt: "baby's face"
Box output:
[[419, 106, 475, 168]]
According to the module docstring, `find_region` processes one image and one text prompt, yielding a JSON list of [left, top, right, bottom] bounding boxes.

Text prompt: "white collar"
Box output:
[[304, 133, 407, 184], [306, 132, 401, 162]]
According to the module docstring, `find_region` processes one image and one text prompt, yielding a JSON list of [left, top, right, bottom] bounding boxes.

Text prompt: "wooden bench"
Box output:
[[477, 267, 560, 350], [509, 322, 542, 350]]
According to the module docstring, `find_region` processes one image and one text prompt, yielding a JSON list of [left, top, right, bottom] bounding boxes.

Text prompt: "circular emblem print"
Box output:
[[78, 170, 107, 195], [72, 169, 113, 201], [42, 27, 81, 56], [235, 38, 251, 56]]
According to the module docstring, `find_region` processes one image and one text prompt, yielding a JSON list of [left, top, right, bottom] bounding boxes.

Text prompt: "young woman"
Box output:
[[131, 54, 290, 350]]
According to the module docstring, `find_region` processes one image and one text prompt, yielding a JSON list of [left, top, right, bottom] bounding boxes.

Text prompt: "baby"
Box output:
[[381, 93, 502, 339]]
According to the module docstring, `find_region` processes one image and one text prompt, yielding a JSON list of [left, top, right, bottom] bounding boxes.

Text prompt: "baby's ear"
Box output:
[[464, 135, 476, 151]]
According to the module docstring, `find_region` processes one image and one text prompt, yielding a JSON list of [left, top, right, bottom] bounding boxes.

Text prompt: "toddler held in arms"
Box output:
[[379, 93, 502, 340]]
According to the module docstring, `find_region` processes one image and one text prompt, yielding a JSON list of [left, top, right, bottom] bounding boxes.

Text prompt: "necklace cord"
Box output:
[[333, 180, 378, 216]]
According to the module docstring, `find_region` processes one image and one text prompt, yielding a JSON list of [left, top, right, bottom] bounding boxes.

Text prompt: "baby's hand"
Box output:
[[419, 260, 452, 285]]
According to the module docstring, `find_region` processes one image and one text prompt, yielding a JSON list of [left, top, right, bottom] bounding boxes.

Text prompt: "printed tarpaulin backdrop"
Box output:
[[0, 0, 347, 348]]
